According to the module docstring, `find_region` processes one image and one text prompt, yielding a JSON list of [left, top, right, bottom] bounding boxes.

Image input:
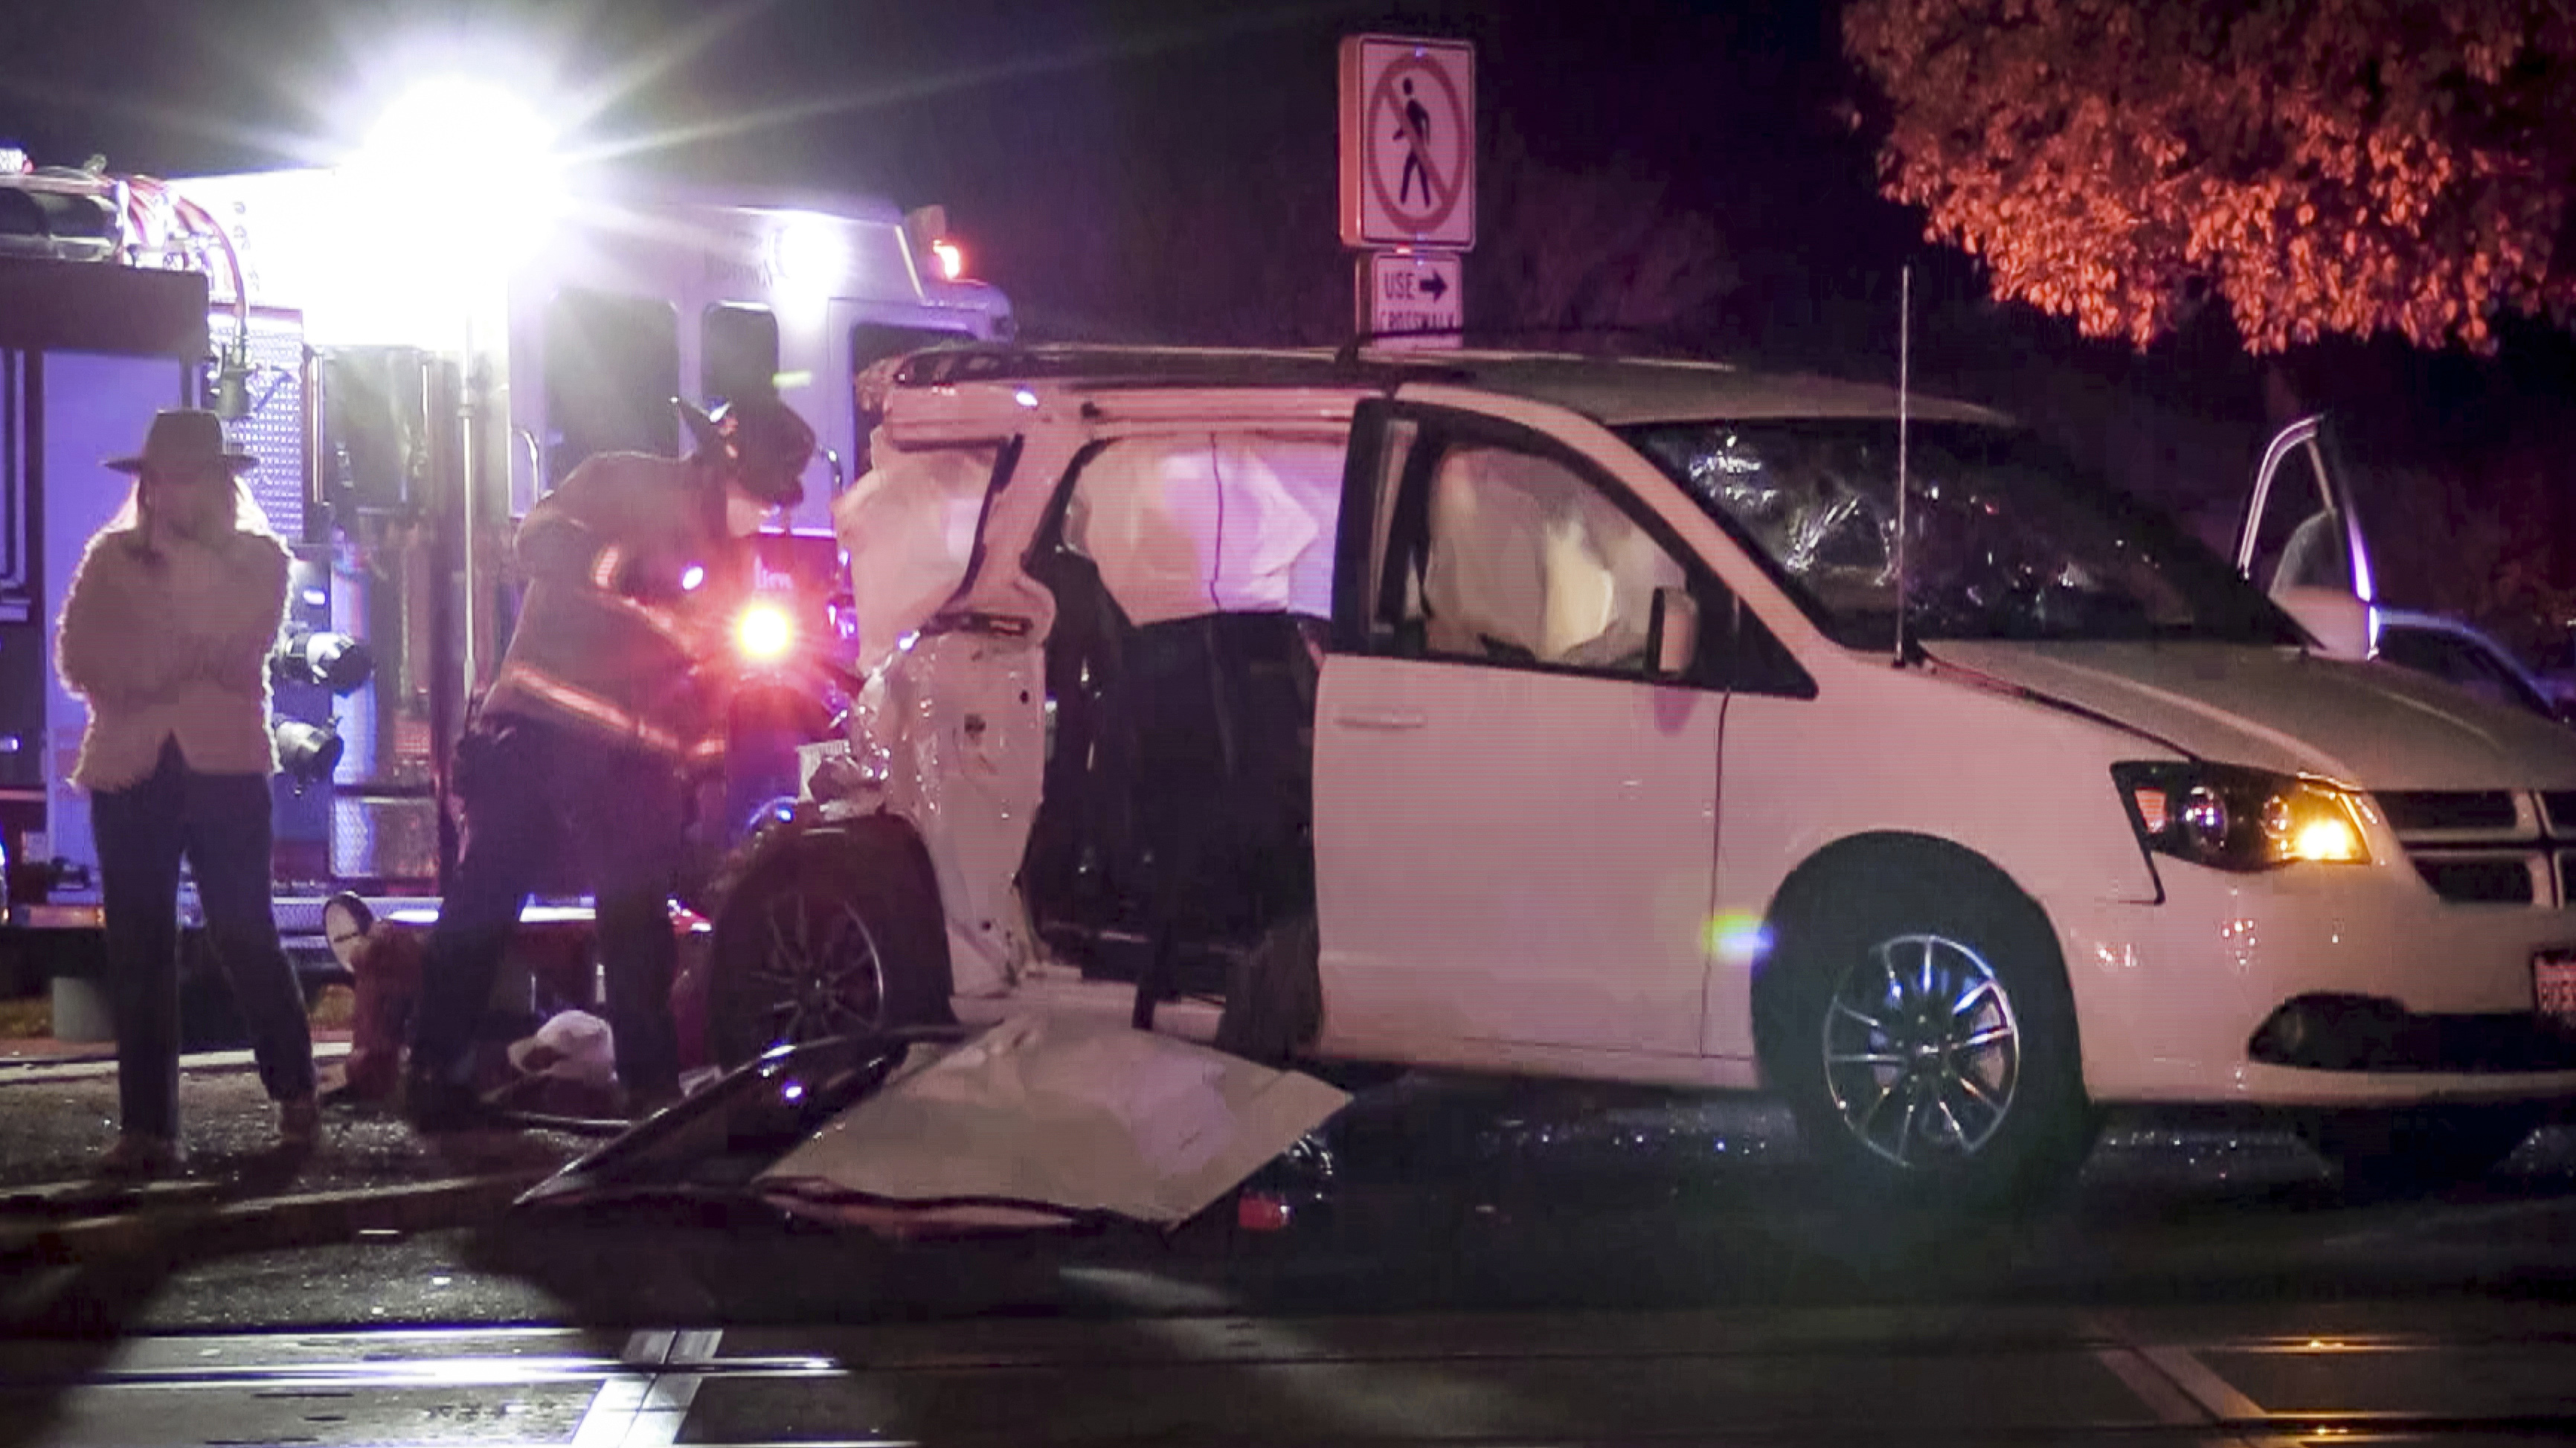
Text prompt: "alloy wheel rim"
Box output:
[[744, 887, 888, 1049], [1819, 931, 2020, 1168]]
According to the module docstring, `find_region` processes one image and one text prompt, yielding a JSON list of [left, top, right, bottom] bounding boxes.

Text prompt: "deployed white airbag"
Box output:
[[1421, 444, 1684, 667], [832, 443, 997, 674], [1065, 434, 1343, 625]]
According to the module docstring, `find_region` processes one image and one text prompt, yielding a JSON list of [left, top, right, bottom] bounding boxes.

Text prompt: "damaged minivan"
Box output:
[[701, 344, 2576, 1206]]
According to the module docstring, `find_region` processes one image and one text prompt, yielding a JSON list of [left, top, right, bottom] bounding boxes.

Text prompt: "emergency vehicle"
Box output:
[[0, 138, 1013, 991]]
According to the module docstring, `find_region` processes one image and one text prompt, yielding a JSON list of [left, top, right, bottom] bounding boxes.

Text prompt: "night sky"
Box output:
[[0, 1, 1912, 350], [11, 0, 2576, 620]]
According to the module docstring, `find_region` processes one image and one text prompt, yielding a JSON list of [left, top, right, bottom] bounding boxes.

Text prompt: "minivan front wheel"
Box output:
[[1819, 930, 2023, 1168], [1771, 868, 2093, 1210], [706, 828, 953, 1069]]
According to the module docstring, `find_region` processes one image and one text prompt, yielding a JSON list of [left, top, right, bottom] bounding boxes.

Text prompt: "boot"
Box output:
[[92, 1132, 181, 1181], [278, 1094, 321, 1148]]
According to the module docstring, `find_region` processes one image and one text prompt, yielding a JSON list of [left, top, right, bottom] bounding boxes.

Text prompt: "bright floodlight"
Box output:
[[349, 76, 562, 283], [363, 76, 556, 173], [771, 212, 847, 303]]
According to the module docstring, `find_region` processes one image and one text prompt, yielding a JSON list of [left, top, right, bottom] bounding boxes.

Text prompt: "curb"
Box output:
[[0, 1041, 355, 1086], [1, 1170, 550, 1267]]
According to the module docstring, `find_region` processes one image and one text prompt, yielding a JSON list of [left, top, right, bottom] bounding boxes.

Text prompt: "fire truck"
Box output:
[[0, 137, 1013, 1005]]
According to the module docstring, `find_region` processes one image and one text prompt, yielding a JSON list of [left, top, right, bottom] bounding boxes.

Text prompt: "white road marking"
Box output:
[[2089, 1345, 2210, 1425], [2139, 1344, 2268, 1421], [574, 1329, 729, 1445]]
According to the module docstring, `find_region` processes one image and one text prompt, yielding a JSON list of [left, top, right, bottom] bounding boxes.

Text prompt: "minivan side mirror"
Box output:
[[1647, 586, 1700, 681]]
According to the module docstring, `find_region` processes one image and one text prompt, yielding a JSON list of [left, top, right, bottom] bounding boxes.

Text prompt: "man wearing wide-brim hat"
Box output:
[[401, 391, 815, 1130], [54, 408, 320, 1177]]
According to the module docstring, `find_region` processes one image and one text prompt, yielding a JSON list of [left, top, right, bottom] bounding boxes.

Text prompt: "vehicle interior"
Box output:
[[1015, 435, 1337, 1002]]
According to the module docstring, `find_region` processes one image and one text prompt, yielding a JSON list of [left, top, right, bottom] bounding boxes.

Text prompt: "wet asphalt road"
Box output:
[[5, 1064, 2576, 1444]]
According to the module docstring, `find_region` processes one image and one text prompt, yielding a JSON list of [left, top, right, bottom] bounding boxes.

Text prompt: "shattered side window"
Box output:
[[1411, 443, 1686, 673], [1062, 434, 1343, 626], [1626, 420, 2302, 650]]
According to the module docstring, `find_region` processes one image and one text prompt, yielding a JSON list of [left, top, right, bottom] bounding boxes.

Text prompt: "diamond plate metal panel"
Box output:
[[216, 306, 305, 538], [333, 795, 440, 882]]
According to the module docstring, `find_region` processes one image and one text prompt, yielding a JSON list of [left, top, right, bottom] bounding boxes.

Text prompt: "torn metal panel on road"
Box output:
[[519, 1016, 1346, 1236], [759, 1014, 1347, 1228]]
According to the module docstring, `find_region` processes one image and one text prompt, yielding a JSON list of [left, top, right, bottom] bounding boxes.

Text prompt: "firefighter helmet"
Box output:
[[677, 395, 815, 507]]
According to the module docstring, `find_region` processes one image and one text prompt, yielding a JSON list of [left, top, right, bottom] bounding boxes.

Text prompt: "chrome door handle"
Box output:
[[1334, 710, 1426, 731]]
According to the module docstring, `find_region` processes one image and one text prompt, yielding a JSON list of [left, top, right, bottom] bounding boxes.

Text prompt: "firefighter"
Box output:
[[401, 396, 815, 1129]]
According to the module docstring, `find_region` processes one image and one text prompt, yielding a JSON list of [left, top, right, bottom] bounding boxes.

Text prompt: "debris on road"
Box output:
[[520, 1015, 1349, 1237]]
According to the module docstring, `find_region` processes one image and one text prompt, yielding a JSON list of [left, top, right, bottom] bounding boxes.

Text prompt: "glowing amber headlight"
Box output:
[[2113, 762, 2369, 871], [735, 599, 795, 663], [2288, 814, 2367, 864]]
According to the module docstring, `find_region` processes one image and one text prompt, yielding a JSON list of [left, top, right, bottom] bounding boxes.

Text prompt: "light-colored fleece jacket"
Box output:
[[54, 522, 290, 791]]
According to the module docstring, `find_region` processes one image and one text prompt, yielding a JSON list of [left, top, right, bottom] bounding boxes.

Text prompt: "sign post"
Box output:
[[1340, 33, 1473, 348]]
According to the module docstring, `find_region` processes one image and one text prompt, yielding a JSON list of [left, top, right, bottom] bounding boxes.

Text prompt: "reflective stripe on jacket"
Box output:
[[479, 451, 737, 762]]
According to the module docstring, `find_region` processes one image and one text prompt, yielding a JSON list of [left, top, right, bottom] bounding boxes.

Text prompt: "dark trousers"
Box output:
[[91, 738, 316, 1139], [408, 715, 685, 1095]]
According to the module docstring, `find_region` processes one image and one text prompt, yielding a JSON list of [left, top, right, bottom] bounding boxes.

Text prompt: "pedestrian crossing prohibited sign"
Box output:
[[1340, 34, 1475, 250]]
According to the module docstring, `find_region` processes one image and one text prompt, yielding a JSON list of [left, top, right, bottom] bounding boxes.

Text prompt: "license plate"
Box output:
[[2537, 949, 2576, 1026]]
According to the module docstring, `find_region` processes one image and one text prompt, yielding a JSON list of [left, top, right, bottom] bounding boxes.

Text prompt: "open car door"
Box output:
[[2235, 414, 2374, 657], [1311, 396, 1727, 1062]]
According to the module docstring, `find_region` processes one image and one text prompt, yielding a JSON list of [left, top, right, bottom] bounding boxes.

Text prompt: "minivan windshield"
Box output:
[[1625, 419, 2307, 650]]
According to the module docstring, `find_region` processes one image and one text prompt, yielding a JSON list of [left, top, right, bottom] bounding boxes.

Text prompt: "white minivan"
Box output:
[[704, 345, 2576, 1205]]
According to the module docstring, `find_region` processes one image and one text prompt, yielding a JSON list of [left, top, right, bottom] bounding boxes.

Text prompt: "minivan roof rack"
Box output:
[[892, 341, 1468, 393], [1332, 324, 1721, 368]]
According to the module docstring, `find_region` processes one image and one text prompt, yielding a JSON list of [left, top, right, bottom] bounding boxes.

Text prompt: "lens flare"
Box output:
[[736, 599, 795, 662], [1704, 910, 1772, 965]]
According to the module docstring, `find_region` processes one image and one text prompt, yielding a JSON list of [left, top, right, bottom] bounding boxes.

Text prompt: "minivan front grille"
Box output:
[[2374, 787, 2570, 908], [2412, 858, 2538, 906], [2543, 792, 2576, 834], [2377, 790, 2520, 833]]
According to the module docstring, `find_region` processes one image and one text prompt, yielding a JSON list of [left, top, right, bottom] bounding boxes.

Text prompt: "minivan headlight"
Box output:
[[2112, 762, 2370, 871]]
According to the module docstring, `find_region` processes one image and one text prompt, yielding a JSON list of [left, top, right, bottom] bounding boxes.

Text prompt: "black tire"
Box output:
[[705, 823, 953, 1069], [2299, 1105, 2540, 1199], [1766, 855, 2095, 1212]]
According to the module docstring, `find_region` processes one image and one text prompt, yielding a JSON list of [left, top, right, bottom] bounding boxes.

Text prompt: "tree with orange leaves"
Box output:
[[1845, 0, 2576, 352]]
